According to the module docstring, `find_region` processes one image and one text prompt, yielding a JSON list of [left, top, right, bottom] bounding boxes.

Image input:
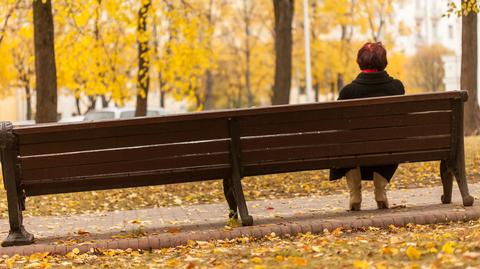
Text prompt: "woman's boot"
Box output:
[[373, 173, 389, 209], [346, 168, 362, 211]]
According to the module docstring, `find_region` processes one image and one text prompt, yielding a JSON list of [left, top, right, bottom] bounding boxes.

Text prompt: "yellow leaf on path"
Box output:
[[254, 266, 266, 269], [381, 246, 399, 255], [275, 255, 285, 262], [353, 260, 369, 269], [130, 219, 142, 224], [29, 252, 49, 262], [5, 257, 16, 269], [66, 248, 80, 259], [251, 257, 262, 264], [312, 246, 322, 252], [406, 246, 421, 260], [375, 261, 388, 269], [442, 241, 455, 254], [290, 257, 308, 266], [332, 227, 343, 236]]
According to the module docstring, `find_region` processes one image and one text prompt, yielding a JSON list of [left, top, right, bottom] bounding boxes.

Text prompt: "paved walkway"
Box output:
[[0, 183, 479, 256]]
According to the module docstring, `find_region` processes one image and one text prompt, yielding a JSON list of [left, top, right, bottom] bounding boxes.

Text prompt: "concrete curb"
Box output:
[[1, 205, 479, 257]]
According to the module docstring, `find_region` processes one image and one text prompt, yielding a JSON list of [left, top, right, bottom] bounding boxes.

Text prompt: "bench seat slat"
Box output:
[[240, 111, 451, 137], [243, 149, 450, 176], [241, 124, 451, 150], [22, 164, 230, 196], [20, 140, 229, 170], [242, 136, 450, 164], [21, 152, 230, 181]]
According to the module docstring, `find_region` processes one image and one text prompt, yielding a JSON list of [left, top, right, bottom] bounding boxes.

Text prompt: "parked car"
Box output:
[[83, 107, 167, 121]]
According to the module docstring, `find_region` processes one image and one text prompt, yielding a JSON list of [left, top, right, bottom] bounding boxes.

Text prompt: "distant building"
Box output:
[[291, 0, 472, 104], [394, 0, 463, 92]]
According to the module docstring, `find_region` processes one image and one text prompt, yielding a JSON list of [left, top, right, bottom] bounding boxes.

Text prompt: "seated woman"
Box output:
[[330, 42, 405, 211]]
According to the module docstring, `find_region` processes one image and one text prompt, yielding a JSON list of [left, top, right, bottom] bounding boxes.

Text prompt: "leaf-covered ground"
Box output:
[[0, 137, 478, 218], [3, 220, 480, 268]]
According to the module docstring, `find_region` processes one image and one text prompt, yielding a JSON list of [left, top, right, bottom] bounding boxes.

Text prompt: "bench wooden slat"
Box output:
[[239, 99, 451, 127], [21, 152, 230, 181], [19, 127, 229, 156], [242, 136, 450, 164], [20, 140, 229, 169], [242, 149, 451, 176], [16, 118, 229, 145], [241, 124, 451, 150], [240, 111, 450, 137], [22, 164, 230, 196]]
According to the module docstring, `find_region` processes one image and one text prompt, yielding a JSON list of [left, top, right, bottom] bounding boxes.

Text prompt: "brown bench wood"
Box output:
[[0, 91, 474, 247]]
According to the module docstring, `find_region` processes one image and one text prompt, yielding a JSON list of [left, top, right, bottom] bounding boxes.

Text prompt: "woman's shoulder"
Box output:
[[338, 83, 359, 100], [390, 78, 406, 95]]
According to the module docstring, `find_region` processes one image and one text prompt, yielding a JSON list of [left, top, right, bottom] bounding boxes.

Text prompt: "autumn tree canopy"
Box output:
[[0, 0, 477, 120]]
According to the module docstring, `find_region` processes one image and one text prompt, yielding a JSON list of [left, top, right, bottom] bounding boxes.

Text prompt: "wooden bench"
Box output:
[[0, 91, 474, 246]]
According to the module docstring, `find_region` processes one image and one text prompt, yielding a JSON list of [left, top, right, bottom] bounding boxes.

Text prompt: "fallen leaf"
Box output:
[[353, 260, 369, 269], [442, 241, 455, 254], [406, 246, 421, 260]]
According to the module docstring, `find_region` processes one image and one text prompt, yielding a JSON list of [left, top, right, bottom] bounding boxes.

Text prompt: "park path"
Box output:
[[0, 183, 479, 255]]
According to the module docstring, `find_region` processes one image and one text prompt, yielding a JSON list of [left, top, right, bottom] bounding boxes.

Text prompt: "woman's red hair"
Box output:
[[357, 42, 388, 71]]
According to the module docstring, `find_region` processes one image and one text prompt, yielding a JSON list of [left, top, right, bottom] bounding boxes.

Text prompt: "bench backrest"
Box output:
[[16, 116, 232, 196], [11, 91, 467, 196], [237, 92, 465, 176]]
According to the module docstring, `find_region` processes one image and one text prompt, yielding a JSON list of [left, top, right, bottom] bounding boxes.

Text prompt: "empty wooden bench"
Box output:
[[0, 91, 474, 246]]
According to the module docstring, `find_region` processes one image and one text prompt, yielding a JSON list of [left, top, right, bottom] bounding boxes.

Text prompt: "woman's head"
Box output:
[[357, 42, 388, 71]]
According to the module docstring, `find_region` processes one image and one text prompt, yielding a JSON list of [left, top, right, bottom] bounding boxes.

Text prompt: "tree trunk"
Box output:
[[461, 6, 480, 135], [330, 81, 335, 101], [204, 69, 214, 110], [337, 73, 344, 93], [75, 95, 82, 115], [25, 84, 32, 121], [101, 94, 109, 108], [271, 0, 294, 105], [203, 0, 215, 110], [159, 89, 165, 108], [135, 0, 151, 117], [87, 96, 97, 112], [314, 82, 319, 102], [33, 0, 57, 123], [243, 0, 254, 107]]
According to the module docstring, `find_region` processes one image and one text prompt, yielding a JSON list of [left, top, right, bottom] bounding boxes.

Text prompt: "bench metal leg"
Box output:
[[227, 118, 253, 226], [1, 158, 33, 247], [0, 122, 33, 247], [231, 174, 253, 226], [440, 160, 453, 204], [454, 149, 474, 206], [223, 178, 238, 219]]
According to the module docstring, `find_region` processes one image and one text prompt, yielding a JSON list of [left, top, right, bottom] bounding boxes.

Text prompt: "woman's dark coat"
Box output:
[[329, 70, 405, 182]]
